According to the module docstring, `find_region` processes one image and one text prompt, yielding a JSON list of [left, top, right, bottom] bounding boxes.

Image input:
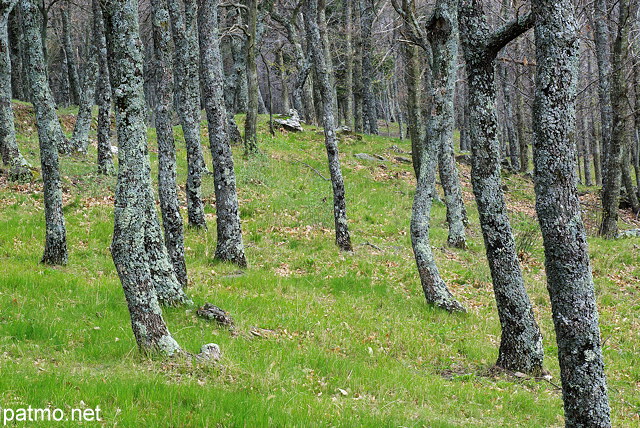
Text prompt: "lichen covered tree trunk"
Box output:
[[60, 5, 80, 106], [0, 0, 31, 181], [359, 0, 377, 135], [166, 0, 207, 229], [69, 25, 99, 154], [198, 0, 247, 267], [243, 0, 259, 156], [531, 0, 611, 424], [428, 1, 467, 249], [458, 0, 543, 374], [151, 0, 188, 286], [304, 0, 352, 252], [21, 0, 68, 265], [93, 0, 114, 175], [102, 0, 190, 314]]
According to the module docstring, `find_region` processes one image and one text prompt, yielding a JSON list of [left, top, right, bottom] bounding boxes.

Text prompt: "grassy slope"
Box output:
[[0, 103, 638, 427]]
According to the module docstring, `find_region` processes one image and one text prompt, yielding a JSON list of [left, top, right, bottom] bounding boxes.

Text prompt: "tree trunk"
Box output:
[[243, 0, 259, 155], [102, 0, 190, 310], [304, 0, 352, 252], [276, 48, 290, 113], [21, 0, 68, 264], [151, 0, 188, 287], [429, 2, 467, 249], [458, 0, 543, 374], [69, 25, 98, 154], [198, 0, 247, 267], [60, 5, 80, 106], [593, 0, 619, 238], [359, 0, 377, 134], [0, 0, 31, 181], [93, 0, 114, 175], [166, 0, 207, 229], [531, 0, 611, 424], [343, 0, 354, 128]]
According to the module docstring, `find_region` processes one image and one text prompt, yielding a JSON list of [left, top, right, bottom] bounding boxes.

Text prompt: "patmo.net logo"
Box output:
[[1, 406, 102, 425]]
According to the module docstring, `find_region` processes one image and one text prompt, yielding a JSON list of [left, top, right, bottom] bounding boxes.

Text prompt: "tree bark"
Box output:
[[304, 0, 352, 252], [458, 0, 543, 374], [60, 4, 80, 106], [531, 0, 611, 424], [166, 0, 207, 229], [243, 0, 259, 155], [198, 0, 247, 267], [69, 23, 98, 154], [429, 1, 467, 249], [0, 0, 31, 181], [359, 0, 377, 134], [93, 0, 114, 175], [102, 0, 190, 311], [21, 0, 68, 265], [150, 0, 188, 287]]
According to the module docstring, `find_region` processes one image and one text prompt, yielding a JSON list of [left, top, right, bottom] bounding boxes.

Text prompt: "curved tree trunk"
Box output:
[[20, 0, 68, 265], [151, 0, 188, 286], [531, 0, 611, 424], [429, 1, 467, 249], [0, 0, 31, 181], [304, 0, 352, 252], [166, 0, 207, 229], [458, 0, 543, 374], [198, 0, 247, 267]]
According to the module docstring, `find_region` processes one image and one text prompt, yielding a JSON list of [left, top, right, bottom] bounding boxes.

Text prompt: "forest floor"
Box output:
[[0, 102, 638, 427]]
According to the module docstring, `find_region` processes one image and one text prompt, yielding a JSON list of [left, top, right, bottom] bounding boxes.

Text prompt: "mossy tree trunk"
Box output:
[[531, 0, 611, 424], [358, 0, 377, 135], [197, 0, 247, 267], [93, 0, 114, 175], [20, 0, 68, 265], [0, 0, 31, 181], [151, 0, 188, 286], [102, 0, 190, 314], [166, 0, 207, 229], [458, 0, 543, 374], [243, 0, 259, 156]]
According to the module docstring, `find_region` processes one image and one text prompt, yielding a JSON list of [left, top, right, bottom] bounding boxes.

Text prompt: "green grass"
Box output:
[[0, 104, 638, 426]]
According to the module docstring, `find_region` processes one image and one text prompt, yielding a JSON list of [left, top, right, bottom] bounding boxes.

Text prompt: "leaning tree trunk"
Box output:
[[531, 0, 611, 424], [429, 1, 467, 249], [69, 26, 99, 154], [198, 0, 247, 267], [304, 0, 352, 252], [151, 0, 188, 287], [93, 0, 114, 175], [102, 0, 190, 313], [458, 0, 544, 374], [166, 0, 207, 229], [0, 0, 31, 181], [20, 0, 68, 265]]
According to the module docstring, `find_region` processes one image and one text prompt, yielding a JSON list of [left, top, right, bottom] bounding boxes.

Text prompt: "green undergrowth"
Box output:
[[0, 104, 638, 426]]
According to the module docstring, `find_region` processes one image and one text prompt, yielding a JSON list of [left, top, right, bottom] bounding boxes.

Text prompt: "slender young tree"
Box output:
[[304, 0, 352, 252], [166, 0, 207, 229], [69, 23, 98, 154], [102, 0, 190, 312], [93, 0, 114, 175], [531, 0, 611, 424], [21, 0, 68, 265], [60, 3, 80, 106], [458, 0, 544, 374], [395, 0, 465, 312], [359, 0, 378, 134], [0, 0, 31, 181], [150, 0, 188, 286], [244, 0, 259, 155], [197, 0, 247, 267]]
